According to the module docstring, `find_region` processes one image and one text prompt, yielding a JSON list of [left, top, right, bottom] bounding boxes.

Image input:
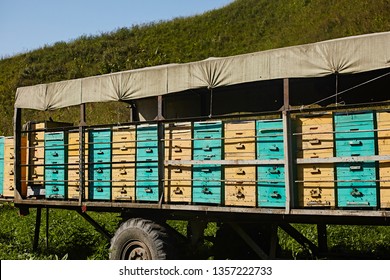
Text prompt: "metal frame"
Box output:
[[12, 82, 390, 220], [10, 76, 390, 259]]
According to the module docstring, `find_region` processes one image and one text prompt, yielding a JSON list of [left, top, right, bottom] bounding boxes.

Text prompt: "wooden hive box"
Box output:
[[192, 121, 222, 205], [295, 113, 334, 159], [334, 112, 377, 208], [0, 137, 4, 197], [27, 121, 71, 197], [88, 128, 112, 201], [112, 126, 136, 201], [136, 124, 159, 202], [44, 131, 67, 199], [296, 164, 335, 207], [377, 111, 390, 208], [224, 120, 256, 207], [164, 122, 192, 203], [3, 136, 27, 198], [334, 111, 376, 157], [67, 131, 89, 200], [28, 122, 45, 186], [295, 113, 335, 207], [256, 119, 285, 208], [336, 162, 377, 207]]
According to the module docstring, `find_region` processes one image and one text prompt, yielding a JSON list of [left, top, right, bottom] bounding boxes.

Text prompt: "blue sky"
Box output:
[[0, 0, 233, 58]]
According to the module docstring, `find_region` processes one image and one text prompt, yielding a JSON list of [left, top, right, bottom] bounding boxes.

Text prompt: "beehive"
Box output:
[[296, 113, 334, 159], [67, 131, 88, 200], [27, 121, 71, 197], [112, 126, 135, 201], [224, 121, 256, 207], [376, 111, 390, 208], [334, 112, 377, 207], [225, 121, 256, 160], [225, 166, 256, 207], [192, 121, 222, 204], [89, 128, 112, 200], [334, 112, 376, 157], [45, 132, 67, 199], [136, 124, 159, 202], [257, 165, 285, 207], [296, 164, 335, 207], [336, 162, 377, 207], [28, 122, 45, 186], [256, 119, 285, 207], [44, 131, 68, 199], [0, 137, 4, 197], [164, 122, 192, 203], [3, 136, 27, 198], [295, 114, 335, 207]]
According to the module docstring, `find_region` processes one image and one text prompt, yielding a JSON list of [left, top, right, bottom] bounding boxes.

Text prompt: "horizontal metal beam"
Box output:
[[165, 159, 284, 165], [297, 155, 390, 164], [14, 199, 390, 220]]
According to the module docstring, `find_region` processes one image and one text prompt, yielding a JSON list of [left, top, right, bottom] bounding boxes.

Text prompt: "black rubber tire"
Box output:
[[109, 218, 172, 260]]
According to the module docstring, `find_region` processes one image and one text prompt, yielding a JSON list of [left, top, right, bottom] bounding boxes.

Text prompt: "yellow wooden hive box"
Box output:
[[3, 136, 27, 198], [224, 121, 256, 207], [377, 111, 390, 208], [164, 122, 192, 203], [111, 127, 136, 201]]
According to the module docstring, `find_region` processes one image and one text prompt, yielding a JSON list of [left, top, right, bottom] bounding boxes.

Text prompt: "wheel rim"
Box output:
[[121, 240, 152, 260]]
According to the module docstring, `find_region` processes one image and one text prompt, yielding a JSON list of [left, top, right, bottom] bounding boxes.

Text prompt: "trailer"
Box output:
[[2, 31, 390, 259]]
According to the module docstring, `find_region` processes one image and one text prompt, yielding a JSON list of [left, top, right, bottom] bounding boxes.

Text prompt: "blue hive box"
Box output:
[[45, 132, 67, 199], [136, 124, 159, 201], [192, 121, 222, 204], [89, 129, 112, 200]]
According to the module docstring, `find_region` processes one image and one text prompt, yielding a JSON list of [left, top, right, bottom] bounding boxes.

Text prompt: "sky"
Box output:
[[0, 0, 234, 58]]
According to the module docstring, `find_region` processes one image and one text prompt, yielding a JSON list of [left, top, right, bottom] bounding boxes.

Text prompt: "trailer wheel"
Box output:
[[109, 218, 172, 260]]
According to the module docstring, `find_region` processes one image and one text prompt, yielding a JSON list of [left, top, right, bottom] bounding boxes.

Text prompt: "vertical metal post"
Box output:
[[209, 88, 213, 118], [128, 102, 135, 122], [335, 72, 339, 107], [269, 223, 279, 259], [13, 108, 22, 201], [46, 207, 49, 249], [157, 96, 164, 121], [317, 223, 328, 255], [131, 101, 139, 122], [33, 207, 42, 252], [79, 103, 86, 205], [156, 96, 165, 205], [200, 90, 208, 117], [282, 78, 294, 213]]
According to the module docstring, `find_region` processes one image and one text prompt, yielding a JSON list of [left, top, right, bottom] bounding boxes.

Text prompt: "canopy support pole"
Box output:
[[78, 103, 86, 205], [156, 95, 165, 205], [209, 88, 213, 118], [33, 207, 42, 252], [317, 223, 328, 255], [13, 108, 23, 201], [283, 78, 294, 213], [45, 207, 49, 249]]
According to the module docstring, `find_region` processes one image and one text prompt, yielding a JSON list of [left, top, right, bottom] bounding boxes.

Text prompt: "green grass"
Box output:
[[279, 224, 390, 259], [1, 0, 390, 260], [0, 203, 120, 260], [1, 0, 390, 134], [2, 203, 390, 259]]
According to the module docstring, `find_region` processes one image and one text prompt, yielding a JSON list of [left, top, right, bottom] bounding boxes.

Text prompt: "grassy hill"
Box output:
[[0, 0, 389, 134], [1, 0, 390, 260]]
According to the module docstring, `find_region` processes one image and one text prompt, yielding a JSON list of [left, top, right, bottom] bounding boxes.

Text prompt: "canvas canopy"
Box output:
[[15, 32, 390, 111]]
